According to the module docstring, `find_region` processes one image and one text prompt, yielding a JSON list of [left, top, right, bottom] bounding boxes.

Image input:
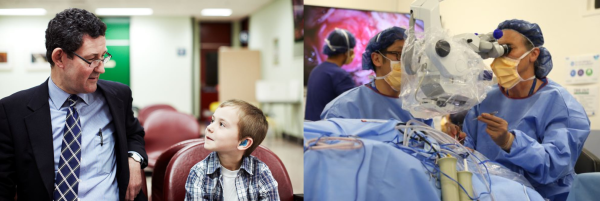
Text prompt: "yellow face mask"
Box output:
[[375, 54, 402, 91], [491, 49, 534, 90]]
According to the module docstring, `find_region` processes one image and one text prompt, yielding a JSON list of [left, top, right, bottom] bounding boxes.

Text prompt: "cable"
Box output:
[[305, 135, 367, 201], [436, 164, 492, 200], [398, 121, 495, 200], [413, 131, 442, 158], [354, 139, 366, 201], [309, 120, 504, 200], [522, 184, 531, 201]]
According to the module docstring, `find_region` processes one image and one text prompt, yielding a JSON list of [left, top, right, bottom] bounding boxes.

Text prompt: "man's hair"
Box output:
[[45, 8, 106, 67], [219, 99, 269, 157]]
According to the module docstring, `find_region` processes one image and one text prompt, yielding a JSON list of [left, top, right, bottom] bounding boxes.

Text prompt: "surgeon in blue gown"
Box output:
[[462, 19, 590, 201], [305, 28, 357, 121], [320, 26, 432, 126]]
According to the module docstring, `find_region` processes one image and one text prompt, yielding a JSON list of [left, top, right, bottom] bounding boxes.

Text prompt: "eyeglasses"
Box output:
[[71, 51, 112, 68], [377, 50, 401, 61]]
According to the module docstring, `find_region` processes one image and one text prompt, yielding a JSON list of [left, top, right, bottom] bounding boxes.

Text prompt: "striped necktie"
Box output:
[[53, 95, 82, 201]]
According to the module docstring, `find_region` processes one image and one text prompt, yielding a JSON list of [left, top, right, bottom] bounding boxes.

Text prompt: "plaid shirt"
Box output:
[[185, 152, 280, 201]]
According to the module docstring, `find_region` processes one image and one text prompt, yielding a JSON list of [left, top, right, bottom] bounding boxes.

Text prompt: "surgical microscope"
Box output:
[[403, 0, 511, 109]]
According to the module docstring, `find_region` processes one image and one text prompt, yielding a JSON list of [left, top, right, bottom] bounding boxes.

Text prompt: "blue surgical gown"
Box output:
[[463, 79, 590, 201], [305, 61, 356, 121], [304, 118, 545, 201], [320, 83, 433, 126]]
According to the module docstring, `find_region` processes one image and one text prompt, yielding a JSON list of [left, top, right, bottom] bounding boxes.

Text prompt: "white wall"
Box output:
[[249, 0, 304, 137], [130, 16, 193, 114], [0, 16, 194, 115], [0, 16, 53, 98], [306, 0, 600, 130]]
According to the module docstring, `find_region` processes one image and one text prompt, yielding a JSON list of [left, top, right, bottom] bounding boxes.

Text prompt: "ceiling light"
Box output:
[[95, 8, 153, 16], [201, 8, 232, 16], [0, 8, 47, 16]]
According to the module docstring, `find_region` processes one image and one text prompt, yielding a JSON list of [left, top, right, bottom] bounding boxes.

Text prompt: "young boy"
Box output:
[[185, 99, 280, 201]]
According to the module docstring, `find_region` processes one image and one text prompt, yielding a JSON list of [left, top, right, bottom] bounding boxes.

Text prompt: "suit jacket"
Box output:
[[0, 79, 148, 201]]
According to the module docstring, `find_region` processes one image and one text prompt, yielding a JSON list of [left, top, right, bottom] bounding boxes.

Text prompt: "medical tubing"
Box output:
[[438, 166, 492, 200], [411, 131, 442, 158], [439, 147, 494, 200], [304, 135, 366, 201], [309, 119, 498, 200], [401, 119, 432, 146], [465, 151, 495, 201], [414, 62, 428, 104], [522, 184, 531, 201], [436, 149, 493, 200], [437, 146, 495, 201], [304, 135, 325, 152], [398, 121, 494, 200], [421, 150, 494, 200], [400, 128, 492, 200], [354, 140, 366, 201], [399, 124, 455, 146]]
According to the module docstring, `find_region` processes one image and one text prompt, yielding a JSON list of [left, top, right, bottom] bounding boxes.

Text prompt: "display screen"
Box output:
[[293, 0, 304, 41], [304, 5, 424, 86]]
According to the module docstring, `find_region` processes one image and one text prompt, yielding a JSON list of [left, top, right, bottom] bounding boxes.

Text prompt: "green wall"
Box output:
[[101, 17, 130, 86]]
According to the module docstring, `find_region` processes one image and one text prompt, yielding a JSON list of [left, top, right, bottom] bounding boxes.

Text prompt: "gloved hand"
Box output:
[[443, 121, 466, 143], [476, 113, 514, 151]]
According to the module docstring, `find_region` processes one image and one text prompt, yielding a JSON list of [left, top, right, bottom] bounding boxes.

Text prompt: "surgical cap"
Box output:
[[497, 19, 553, 78], [362, 26, 406, 70], [323, 28, 356, 56]]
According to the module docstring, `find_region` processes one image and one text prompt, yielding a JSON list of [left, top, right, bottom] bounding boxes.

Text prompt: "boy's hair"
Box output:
[[219, 99, 268, 157]]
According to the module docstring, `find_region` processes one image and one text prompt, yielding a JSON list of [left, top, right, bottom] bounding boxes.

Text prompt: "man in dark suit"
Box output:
[[0, 8, 148, 201]]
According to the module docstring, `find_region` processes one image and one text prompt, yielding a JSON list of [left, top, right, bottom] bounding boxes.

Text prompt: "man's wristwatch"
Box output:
[[129, 153, 142, 163]]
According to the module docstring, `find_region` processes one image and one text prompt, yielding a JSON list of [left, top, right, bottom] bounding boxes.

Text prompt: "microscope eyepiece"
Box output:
[[501, 44, 511, 56]]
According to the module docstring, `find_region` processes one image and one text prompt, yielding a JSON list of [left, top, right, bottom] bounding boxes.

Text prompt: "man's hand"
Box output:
[[476, 113, 514, 151], [126, 157, 142, 201]]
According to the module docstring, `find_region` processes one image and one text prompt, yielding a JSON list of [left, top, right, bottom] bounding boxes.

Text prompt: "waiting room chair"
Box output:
[[138, 104, 177, 126], [144, 110, 201, 169], [151, 139, 203, 201], [141, 169, 148, 199]]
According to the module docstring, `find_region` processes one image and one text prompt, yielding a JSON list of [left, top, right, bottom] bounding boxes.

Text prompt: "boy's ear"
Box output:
[[237, 138, 253, 151]]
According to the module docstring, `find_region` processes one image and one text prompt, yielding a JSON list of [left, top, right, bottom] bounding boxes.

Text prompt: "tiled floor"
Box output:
[[261, 135, 304, 194], [145, 136, 304, 197]]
